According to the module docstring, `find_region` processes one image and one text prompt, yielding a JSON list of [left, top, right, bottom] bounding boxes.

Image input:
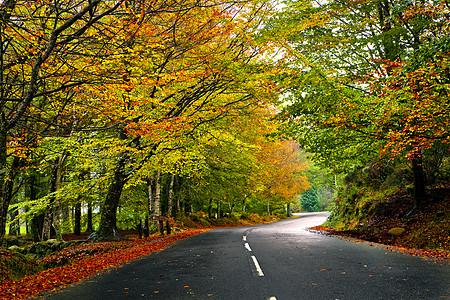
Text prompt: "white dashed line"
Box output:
[[243, 235, 247, 241], [244, 242, 252, 252], [251, 255, 264, 276], [268, 297, 277, 300]]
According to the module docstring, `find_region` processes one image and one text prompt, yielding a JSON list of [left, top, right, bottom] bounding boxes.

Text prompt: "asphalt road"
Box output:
[[42, 212, 450, 300]]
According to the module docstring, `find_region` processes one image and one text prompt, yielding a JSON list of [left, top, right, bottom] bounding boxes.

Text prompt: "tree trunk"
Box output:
[[0, 153, 20, 243], [242, 194, 247, 213], [155, 171, 161, 216], [0, 123, 20, 242], [27, 171, 43, 242], [42, 153, 66, 241], [88, 163, 126, 241], [86, 201, 93, 232], [74, 201, 82, 236], [87, 128, 146, 241], [208, 198, 213, 219], [412, 155, 426, 210], [8, 206, 19, 236], [8, 194, 20, 236], [147, 175, 155, 232], [176, 178, 181, 216], [167, 174, 174, 217], [144, 215, 149, 237], [153, 171, 161, 232], [267, 199, 270, 216], [53, 154, 65, 241], [229, 202, 235, 214], [41, 159, 57, 241]]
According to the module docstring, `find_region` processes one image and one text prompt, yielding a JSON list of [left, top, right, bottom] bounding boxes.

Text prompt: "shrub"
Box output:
[[198, 218, 210, 227]]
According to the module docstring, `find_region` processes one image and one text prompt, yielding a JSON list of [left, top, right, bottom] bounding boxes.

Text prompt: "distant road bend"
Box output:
[[45, 212, 450, 300]]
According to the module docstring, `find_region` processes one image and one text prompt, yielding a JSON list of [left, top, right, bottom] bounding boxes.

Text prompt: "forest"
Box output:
[[0, 0, 448, 250]]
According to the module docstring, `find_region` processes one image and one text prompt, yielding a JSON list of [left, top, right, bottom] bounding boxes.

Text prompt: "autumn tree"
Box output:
[[257, 139, 310, 215], [274, 0, 450, 209], [0, 0, 134, 242], [76, 0, 282, 240]]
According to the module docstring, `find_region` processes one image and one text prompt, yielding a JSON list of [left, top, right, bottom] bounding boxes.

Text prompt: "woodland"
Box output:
[[0, 0, 449, 291]]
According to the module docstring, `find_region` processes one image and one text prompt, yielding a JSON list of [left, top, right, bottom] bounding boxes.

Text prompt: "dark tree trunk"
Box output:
[[412, 155, 426, 210], [0, 152, 20, 243], [27, 171, 43, 242], [74, 201, 82, 236], [86, 201, 93, 232], [31, 214, 44, 242], [87, 128, 144, 241], [144, 215, 149, 238], [88, 164, 126, 241]]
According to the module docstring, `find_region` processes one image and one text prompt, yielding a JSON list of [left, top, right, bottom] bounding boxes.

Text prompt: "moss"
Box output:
[[0, 249, 41, 283]]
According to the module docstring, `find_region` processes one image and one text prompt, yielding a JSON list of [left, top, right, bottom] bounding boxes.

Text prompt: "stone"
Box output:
[[388, 227, 406, 236], [8, 245, 21, 252]]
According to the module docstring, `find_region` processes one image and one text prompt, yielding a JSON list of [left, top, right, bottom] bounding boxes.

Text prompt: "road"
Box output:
[[43, 212, 450, 299]]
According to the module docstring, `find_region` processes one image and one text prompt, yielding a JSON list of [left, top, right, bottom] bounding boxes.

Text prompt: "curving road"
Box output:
[[43, 212, 450, 299]]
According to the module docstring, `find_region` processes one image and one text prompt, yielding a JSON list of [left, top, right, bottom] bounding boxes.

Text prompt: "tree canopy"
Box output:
[[273, 0, 449, 209], [1, 0, 312, 241]]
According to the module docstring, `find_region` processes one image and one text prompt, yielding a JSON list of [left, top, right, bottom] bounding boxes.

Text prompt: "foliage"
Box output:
[[270, 0, 450, 224], [274, 0, 450, 167], [0, 0, 311, 241], [300, 188, 320, 212]]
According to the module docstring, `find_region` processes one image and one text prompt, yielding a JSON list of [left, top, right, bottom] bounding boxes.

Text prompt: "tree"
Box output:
[[274, 0, 450, 209], [300, 187, 319, 212], [257, 140, 310, 215], [0, 0, 129, 242], [83, 0, 281, 240]]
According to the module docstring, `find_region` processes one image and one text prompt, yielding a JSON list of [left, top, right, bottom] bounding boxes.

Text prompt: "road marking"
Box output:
[[244, 242, 252, 252], [268, 297, 277, 300], [243, 235, 247, 241], [251, 255, 264, 276]]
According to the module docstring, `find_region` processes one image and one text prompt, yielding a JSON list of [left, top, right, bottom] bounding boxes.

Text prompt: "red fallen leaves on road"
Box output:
[[0, 230, 207, 300]]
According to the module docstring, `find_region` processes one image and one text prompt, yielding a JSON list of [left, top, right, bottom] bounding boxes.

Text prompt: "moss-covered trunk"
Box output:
[[89, 160, 127, 241]]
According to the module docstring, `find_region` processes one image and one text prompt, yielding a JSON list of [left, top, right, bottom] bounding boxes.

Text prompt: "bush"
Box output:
[[198, 218, 210, 227], [240, 212, 249, 220], [230, 212, 240, 222]]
